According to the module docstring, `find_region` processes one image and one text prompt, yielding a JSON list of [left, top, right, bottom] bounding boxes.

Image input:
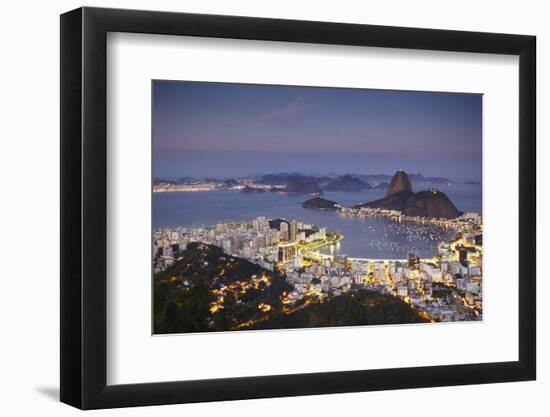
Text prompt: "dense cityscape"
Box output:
[[153, 173, 483, 331]]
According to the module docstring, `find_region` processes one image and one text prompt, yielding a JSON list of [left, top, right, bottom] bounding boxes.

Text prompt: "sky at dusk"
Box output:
[[152, 81, 482, 180]]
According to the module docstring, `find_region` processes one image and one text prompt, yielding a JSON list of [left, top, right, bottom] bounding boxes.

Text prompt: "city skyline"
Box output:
[[153, 81, 482, 179]]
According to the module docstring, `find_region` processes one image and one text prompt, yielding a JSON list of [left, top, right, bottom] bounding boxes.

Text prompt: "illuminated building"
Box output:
[[475, 234, 483, 246], [458, 245, 468, 266], [278, 244, 297, 264], [333, 255, 348, 269], [408, 252, 420, 269], [289, 221, 298, 242]]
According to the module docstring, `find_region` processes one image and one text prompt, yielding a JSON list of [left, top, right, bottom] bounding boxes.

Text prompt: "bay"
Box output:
[[153, 182, 481, 259]]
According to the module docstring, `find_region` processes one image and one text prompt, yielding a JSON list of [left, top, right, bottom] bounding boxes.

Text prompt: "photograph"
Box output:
[[1, 0, 542, 414], [152, 81, 483, 334]]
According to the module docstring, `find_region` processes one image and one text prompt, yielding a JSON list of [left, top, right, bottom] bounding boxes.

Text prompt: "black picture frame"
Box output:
[[60, 6, 536, 410]]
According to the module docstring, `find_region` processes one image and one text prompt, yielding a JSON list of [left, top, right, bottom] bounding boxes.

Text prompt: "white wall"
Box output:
[[0, 0, 546, 415]]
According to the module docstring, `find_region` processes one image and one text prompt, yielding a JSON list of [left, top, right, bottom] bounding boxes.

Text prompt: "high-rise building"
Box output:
[[333, 255, 348, 269], [474, 234, 483, 246], [408, 252, 420, 269], [458, 245, 469, 266], [252, 218, 261, 232], [253, 216, 268, 232], [289, 221, 298, 242], [256, 235, 267, 248], [278, 244, 297, 264], [222, 240, 231, 253]]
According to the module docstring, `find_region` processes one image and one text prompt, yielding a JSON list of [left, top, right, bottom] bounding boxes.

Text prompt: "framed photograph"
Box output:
[[60, 6, 536, 409]]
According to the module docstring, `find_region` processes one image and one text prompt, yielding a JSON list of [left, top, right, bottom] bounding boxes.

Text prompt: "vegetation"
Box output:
[[154, 243, 427, 334], [154, 242, 292, 333], [252, 290, 428, 330]]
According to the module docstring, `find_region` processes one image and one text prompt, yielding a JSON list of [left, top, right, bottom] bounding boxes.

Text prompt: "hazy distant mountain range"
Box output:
[[153, 171, 461, 192], [303, 170, 463, 219], [153, 170, 464, 219]]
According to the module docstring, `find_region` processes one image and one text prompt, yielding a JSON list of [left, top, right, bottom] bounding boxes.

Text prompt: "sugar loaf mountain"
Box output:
[[303, 170, 462, 219], [356, 170, 462, 219]]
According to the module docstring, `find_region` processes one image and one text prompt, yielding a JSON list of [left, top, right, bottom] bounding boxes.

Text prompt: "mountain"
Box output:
[[402, 189, 462, 219], [256, 173, 329, 185], [357, 173, 453, 185], [178, 176, 198, 184], [283, 177, 323, 195], [302, 197, 340, 210], [387, 170, 413, 196], [223, 178, 239, 187], [356, 190, 414, 211], [218, 178, 240, 189], [324, 175, 371, 192], [240, 185, 266, 194], [153, 176, 200, 186], [357, 171, 462, 219], [153, 177, 179, 186], [256, 173, 296, 185], [371, 181, 389, 191], [408, 172, 454, 185], [357, 174, 393, 183]]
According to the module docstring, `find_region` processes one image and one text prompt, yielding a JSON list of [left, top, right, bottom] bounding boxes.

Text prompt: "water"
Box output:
[[153, 182, 481, 259]]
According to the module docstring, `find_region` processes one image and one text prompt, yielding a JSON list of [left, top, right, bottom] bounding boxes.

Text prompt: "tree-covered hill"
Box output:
[[154, 243, 428, 334], [154, 242, 292, 334], [252, 290, 428, 330]]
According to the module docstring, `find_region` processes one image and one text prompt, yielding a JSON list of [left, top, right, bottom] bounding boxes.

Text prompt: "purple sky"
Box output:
[[153, 81, 482, 180]]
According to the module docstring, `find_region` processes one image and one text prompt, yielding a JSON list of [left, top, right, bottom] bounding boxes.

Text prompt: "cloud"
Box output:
[[258, 96, 304, 119]]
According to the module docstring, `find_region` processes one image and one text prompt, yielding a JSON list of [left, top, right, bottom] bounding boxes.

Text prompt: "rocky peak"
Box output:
[[387, 170, 413, 196]]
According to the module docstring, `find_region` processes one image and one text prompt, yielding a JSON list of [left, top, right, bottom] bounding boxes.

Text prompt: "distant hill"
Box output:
[[408, 172, 454, 185], [178, 176, 200, 184], [223, 178, 239, 187], [357, 173, 454, 185], [283, 177, 323, 195], [256, 173, 296, 185], [357, 174, 393, 183], [240, 185, 266, 194], [324, 175, 371, 192], [153, 177, 179, 186], [371, 181, 389, 191], [256, 173, 330, 185], [154, 176, 198, 186], [156, 172, 454, 188], [302, 197, 340, 210]]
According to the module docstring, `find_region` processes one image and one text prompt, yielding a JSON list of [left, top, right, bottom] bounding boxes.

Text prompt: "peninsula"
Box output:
[[356, 170, 462, 219]]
